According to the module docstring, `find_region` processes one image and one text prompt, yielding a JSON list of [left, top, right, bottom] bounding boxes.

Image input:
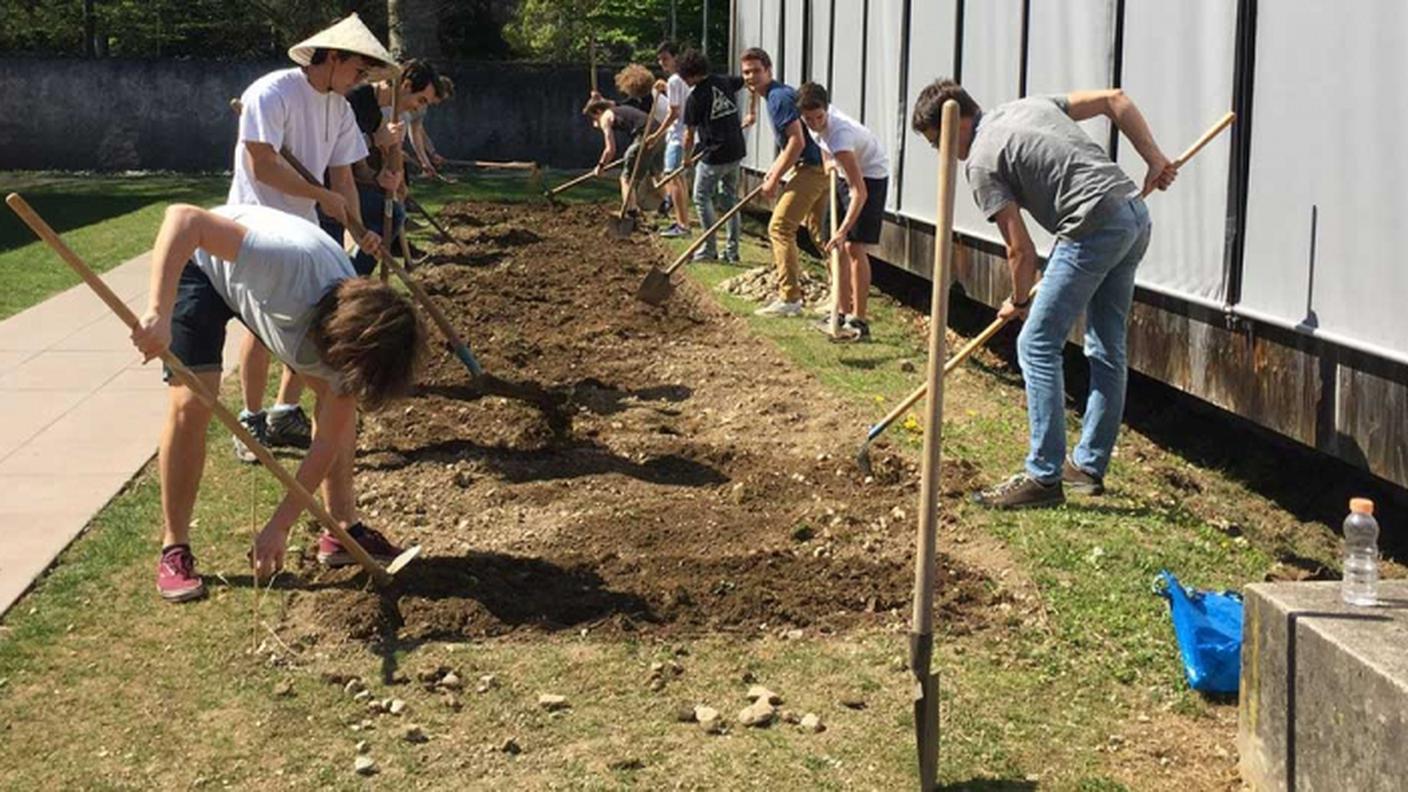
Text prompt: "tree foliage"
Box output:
[[0, 0, 719, 62]]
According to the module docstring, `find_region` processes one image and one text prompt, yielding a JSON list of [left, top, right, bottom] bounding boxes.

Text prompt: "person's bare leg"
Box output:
[[239, 331, 270, 414], [671, 178, 689, 228], [274, 366, 305, 407], [846, 241, 872, 320], [159, 372, 221, 547]]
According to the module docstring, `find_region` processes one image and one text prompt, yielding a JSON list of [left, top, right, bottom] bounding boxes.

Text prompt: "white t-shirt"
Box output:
[[228, 68, 369, 224], [814, 106, 890, 181], [665, 74, 692, 144], [196, 204, 356, 388], [651, 93, 671, 127]]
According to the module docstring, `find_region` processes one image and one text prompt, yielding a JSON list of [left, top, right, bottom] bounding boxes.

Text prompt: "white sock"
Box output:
[[268, 403, 299, 416]]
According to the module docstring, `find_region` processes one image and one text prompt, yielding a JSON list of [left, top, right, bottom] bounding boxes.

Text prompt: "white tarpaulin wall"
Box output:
[[784, 0, 806, 86], [898, 0, 958, 223], [735, 0, 765, 171], [955, 0, 1023, 244], [829, 0, 866, 119], [809, 0, 832, 85], [1241, 1, 1408, 355], [864, 0, 904, 211], [1119, 0, 1236, 304], [757, 0, 782, 167], [1024, 0, 1116, 257]]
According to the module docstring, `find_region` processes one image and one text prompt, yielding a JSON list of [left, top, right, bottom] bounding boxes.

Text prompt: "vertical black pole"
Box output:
[[954, 0, 965, 82], [1223, 0, 1257, 308], [1018, 0, 1031, 96], [1108, 0, 1127, 158]]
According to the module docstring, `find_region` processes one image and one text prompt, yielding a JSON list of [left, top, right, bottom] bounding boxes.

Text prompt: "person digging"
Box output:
[[406, 75, 456, 182], [655, 40, 695, 239], [911, 80, 1177, 509], [332, 58, 445, 276], [583, 96, 662, 218], [228, 13, 392, 465], [798, 82, 890, 342], [740, 47, 829, 318], [134, 203, 425, 602], [677, 47, 747, 264]]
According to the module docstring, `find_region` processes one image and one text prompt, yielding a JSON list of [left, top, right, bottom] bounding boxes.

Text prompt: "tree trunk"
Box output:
[[83, 0, 97, 58], [388, 0, 442, 59]]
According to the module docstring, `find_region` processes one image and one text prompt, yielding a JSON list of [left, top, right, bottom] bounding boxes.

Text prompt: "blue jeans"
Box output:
[[693, 160, 740, 258], [1018, 196, 1151, 482]]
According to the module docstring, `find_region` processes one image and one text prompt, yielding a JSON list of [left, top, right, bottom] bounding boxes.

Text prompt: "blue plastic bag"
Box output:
[[1155, 570, 1243, 694]]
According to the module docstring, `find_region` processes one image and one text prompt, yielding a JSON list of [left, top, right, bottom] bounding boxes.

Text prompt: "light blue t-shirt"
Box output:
[[194, 204, 355, 387]]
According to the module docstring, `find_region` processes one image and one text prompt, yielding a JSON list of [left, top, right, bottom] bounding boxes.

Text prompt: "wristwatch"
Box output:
[[1011, 295, 1031, 308]]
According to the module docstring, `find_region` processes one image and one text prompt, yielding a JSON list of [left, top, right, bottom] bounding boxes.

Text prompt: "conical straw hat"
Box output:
[[288, 13, 396, 70]]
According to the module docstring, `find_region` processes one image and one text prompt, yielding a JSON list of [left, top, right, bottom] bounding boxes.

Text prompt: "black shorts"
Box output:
[[838, 176, 888, 245], [163, 262, 240, 384]]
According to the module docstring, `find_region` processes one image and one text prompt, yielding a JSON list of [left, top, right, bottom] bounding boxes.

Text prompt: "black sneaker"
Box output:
[[1062, 457, 1105, 496], [972, 473, 1065, 510], [266, 406, 312, 448], [231, 411, 268, 464], [842, 317, 871, 342]]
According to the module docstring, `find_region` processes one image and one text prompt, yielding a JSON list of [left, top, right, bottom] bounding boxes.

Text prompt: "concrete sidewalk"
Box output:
[[0, 252, 241, 617]]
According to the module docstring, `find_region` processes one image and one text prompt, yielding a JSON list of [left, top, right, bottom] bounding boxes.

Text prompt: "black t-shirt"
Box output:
[[346, 84, 385, 173], [683, 74, 746, 165], [609, 104, 648, 136]]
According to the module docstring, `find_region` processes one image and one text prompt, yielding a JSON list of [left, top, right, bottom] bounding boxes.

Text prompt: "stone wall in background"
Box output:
[[0, 59, 612, 171]]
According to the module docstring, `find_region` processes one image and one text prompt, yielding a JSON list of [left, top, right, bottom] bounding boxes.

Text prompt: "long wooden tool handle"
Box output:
[[912, 99, 959, 638], [1140, 111, 1235, 199], [589, 33, 598, 94], [664, 180, 768, 275], [828, 169, 842, 336], [404, 195, 464, 251], [550, 157, 623, 196], [620, 93, 662, 213], [381, 70, 403, 283], [653, 150, 706, 190], [4, 193, 391, 585]]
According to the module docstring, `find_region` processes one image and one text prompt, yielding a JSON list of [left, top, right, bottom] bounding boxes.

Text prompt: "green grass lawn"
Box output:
[[0, 172, 1347, 790]]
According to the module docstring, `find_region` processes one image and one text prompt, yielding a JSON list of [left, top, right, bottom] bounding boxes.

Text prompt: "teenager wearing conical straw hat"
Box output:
[[226, 14, 394, 471]]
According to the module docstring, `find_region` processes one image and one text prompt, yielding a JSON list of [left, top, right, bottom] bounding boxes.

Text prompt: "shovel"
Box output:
[[909, 98, 959, 792], [544, 157, 622, 204], [5, 193, 418, 587], [403, 194, 472, 257], [608, 91, 663, 239], [381, 67, 403, 282], [856, 110, 1237, 476], [636, 175, 776, 306]]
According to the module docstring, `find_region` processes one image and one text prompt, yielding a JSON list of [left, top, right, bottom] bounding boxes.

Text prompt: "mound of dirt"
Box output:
[[288, 201, 1000, 644]]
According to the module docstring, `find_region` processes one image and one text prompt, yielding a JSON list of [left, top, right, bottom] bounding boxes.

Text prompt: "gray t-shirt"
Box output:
[[965, 95, 1137, 239], [194, 204, 354, 388]]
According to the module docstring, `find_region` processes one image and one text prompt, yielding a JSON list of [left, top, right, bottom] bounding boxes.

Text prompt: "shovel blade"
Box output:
[[385, 544, 423, 576], [913, 672, 940, 790], [606, 214, 635, 240], [636, 266, 674, 306]]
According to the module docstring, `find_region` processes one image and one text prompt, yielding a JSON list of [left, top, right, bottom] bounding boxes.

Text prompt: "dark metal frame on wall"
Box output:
[[731, 0, 1408, 490]]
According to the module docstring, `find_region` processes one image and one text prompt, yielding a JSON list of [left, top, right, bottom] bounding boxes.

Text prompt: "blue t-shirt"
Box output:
[[764, 82, 822, 166]]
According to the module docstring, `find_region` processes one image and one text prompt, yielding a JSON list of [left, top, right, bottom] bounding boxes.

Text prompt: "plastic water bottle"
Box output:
[[1341, 497, 1380, 607]]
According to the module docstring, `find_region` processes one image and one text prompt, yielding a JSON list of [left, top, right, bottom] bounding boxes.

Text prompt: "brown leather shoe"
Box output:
[[1062, 457, 1105, 496], [971, 473, 1065, 510]]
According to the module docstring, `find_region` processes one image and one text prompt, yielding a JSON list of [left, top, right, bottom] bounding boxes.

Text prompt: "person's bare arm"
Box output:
[[246, 142, 334, 207], [992, 203, 1039, 321], [742, 89, 759, 130], [596, 115, 617, 174], [1066, 89, 1176, 194], [328, 165, 379, 252], [825, 150, 867, 252], [252, 389, 358, 577], [133, 205, 246, 362], [762, 119, 805, 197], [683, 126, 695, 161]]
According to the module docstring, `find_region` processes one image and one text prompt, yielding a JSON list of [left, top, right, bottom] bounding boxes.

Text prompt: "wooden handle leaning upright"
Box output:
[[3, 193, 391, 585], [620, 92, 662, 214], [381, 69, 403, 283]]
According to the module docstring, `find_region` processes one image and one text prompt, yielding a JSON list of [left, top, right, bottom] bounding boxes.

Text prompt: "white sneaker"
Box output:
[[754, 299, 802, 318]]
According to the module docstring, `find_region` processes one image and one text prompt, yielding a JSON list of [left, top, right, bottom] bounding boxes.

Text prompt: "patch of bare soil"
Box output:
[[287, 201, 1003, 644]]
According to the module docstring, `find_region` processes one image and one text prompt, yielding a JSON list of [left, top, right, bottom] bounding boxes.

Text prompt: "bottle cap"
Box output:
[[1350, 497, 1375, 515]]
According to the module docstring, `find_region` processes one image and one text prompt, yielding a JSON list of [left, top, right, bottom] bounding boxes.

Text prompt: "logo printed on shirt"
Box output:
[[710, 87, 738, 121]]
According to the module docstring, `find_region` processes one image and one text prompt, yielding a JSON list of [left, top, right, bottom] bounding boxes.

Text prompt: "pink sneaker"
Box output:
[[156, 544, 206, 603], [317, 523, 402, 567]]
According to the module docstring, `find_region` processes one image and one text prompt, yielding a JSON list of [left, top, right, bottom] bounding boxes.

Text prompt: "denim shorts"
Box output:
[[664, 140, 685, 171], [163, 262, 240, 383]]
